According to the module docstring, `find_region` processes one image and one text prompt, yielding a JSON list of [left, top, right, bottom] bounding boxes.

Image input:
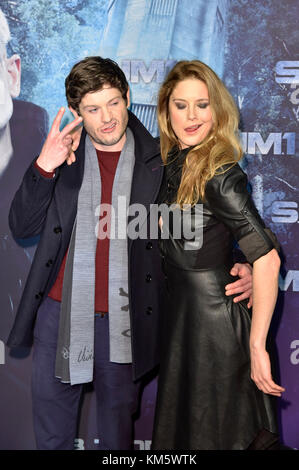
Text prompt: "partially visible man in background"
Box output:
[[0, 10, 49, 450], [0, 7, 21, 175], [0, 8, 48, 329]]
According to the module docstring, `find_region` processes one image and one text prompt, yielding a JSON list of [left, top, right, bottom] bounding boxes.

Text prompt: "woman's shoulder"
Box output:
[[206, 163, 247, 194], [212, 162, 246, 179], [204, 163, 249, 208]]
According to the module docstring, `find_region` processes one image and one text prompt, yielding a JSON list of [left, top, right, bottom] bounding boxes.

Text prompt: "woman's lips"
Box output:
[[184, 124, 202, 134]]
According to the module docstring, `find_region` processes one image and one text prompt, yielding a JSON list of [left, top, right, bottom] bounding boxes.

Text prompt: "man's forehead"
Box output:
[[80, 86, 123, 105], [92, 84, 122, 95]]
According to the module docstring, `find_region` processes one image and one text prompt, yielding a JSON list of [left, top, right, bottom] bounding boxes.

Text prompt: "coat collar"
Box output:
[[127, 110, 160, 163]]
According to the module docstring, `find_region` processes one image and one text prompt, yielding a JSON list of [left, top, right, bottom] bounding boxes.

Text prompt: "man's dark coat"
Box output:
[[7, 111, 165, 381]]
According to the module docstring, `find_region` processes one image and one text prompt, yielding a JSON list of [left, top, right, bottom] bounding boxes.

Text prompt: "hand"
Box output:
[[225, 262, 253, 308], [36, 107, 83, 172], [65, 107, 83, 165], [250, 346, 285, 396]]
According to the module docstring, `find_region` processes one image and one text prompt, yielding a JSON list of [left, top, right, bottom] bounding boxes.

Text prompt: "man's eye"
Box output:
[[89, 108, 97, 113], [110, 101, 119, 106]]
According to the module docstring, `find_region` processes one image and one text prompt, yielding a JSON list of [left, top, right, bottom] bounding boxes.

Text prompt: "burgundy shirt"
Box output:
[[36, 149, 121, 312]]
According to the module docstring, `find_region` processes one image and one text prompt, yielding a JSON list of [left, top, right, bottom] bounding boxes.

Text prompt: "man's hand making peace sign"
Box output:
[[36, 107, 83, 173]]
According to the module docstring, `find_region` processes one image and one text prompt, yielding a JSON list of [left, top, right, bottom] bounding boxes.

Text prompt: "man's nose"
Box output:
[[101, 107, 112, 123]]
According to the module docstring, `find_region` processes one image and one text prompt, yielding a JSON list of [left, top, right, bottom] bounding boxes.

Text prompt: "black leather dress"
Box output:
[[151, 148, 280, 450]]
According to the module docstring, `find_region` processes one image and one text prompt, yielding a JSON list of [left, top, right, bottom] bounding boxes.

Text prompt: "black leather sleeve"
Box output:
[[205, 164, 280, 264]]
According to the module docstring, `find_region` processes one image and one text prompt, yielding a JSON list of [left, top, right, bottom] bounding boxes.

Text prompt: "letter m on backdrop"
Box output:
[[279, 271, 299, 292]]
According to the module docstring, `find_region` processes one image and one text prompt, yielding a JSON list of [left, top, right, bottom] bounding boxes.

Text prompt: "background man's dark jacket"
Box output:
[[0, 99, 48, 342], [7, 111, 165, 381]]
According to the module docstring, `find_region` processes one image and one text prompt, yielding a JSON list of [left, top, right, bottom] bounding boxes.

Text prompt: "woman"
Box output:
[[151, 60, 284, 450]]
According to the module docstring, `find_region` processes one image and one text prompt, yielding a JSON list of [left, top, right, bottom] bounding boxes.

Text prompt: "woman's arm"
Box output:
[[250, 248, 285, 396]]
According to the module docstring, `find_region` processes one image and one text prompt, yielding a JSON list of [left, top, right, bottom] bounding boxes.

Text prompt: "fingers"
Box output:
[[251, 373, 284, 395], [50, 107, 83, 140], [252, 375, 285, 396], [231, 291, 252, 303], [226, 265, 253, 303], [69, 106, 80, 120], [230, 262, 252, 277], [60, 115, 83, 139], [225, 278, 252, 295], [227, 263, 252, 295], [226, 279, 252, 304], [226, 283, 252, 296], [50, 107, 66, 135], [69, 126, 83, 152], [66, 151, 76, 166], [62, 133, 77, 166], [251, 350, 285, 396], [230, 268, 238, 276], [62, 134, 73, 146]]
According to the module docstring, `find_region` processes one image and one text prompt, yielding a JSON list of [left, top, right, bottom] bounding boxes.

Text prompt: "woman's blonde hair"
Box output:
[[157, 60, 243, 205]]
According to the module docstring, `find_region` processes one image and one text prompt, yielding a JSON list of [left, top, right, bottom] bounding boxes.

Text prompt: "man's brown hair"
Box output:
[[65, 56, 129, 113]]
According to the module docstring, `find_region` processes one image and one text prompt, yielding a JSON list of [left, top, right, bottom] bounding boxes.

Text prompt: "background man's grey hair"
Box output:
[[0, 9, 11, 56]]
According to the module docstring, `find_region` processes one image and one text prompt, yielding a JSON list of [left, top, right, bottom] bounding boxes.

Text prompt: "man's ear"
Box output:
[[6, 54, 21, 98], [126, 89, 130, 108]]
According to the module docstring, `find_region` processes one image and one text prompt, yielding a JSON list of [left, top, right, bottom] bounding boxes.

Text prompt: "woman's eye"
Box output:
[[198, 103, 209, 109], [175, 104, 186, 110]]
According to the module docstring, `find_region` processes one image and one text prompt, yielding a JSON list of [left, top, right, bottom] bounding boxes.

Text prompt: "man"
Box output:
[[0, 9, 48, 339], [7, 56, 252, 450], [0, 8, 49, 450], [0, 9, 20, 177], [0, 8, 48, 186]]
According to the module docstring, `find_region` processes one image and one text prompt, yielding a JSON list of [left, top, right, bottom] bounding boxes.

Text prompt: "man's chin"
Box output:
[[90, 131, 126, 150], [99, 137, 121, 147]]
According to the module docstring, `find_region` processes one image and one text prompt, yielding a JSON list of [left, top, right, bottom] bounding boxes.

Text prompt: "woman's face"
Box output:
[[168, 78, 213, 149]]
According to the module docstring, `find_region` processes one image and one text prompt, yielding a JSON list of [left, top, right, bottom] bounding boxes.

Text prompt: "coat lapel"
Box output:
[[127, 112, 163, 250], [129, 158, 163, 222]]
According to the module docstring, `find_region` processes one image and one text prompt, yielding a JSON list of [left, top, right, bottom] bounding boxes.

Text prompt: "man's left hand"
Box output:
[[225, 263, 253, 308]]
